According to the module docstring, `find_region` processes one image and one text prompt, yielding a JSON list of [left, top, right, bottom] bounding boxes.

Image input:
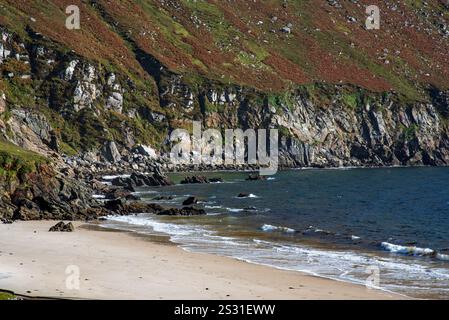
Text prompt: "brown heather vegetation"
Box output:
[[0, 0, 447, 96]]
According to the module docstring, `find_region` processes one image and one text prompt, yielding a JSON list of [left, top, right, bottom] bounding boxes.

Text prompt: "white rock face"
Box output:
[[73, 81, 98, 112], [208, 90, 218, 103], [107, 73, 116, 86], [0, 92, 6, 113], [185, 92, 194, 109], [135, 145, 158, 159], [36, 46, 45, 57], [227, 92, 237, 102], [150, 112, 166, 122], [0, 43, 11, 63], [0, 32, 12, 64], [65, 60, 79, 81], [106, 92, 123, 113], [281, 26, 291, 33], [84, 65, 96, 82], [105, 73, 124, 113], [69, 63, 101, 111], [127, 109, 136, 118]]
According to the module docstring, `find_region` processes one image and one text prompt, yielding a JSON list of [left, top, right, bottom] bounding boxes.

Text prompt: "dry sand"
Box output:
[[0, 221, 404, 300]]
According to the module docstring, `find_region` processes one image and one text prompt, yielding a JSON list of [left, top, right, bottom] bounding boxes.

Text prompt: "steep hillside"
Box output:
[[0, 0, 449, 168], [2, 0, 449, 93]]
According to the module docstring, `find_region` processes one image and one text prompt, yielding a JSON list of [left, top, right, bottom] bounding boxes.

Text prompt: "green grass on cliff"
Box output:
[[0, 139, 48, 178], [0, 292, 16, 300]]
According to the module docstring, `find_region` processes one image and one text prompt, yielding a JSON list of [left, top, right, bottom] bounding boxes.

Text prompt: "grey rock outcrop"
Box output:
[[49, 221, 75, 232], [0, 93, 5, 114], [0, 165, 108, 222], [1, 108, 60, 158], [111, 172, 172, 189], [133, 145, 158, 159], [101, 141, 122, 163], [182, 197, 198, 206]]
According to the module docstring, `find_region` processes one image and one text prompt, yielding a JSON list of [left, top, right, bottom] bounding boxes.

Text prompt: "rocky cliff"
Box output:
[[0, 138, 108, 221], [0, 0, 448, 171], [1, 28, 448, 171]]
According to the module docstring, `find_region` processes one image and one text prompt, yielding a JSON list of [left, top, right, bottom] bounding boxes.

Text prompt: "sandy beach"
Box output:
[[0, 221, 404, 300]]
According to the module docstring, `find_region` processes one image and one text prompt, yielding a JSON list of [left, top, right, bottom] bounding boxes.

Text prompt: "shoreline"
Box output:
[[0, 221, 404, 300], [100, 164, 447, 179]]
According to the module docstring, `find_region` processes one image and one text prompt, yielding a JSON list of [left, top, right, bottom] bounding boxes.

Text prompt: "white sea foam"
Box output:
[[132, 190, 158, 195], [381, 242, 435, 256], [381, 245, 449, 262], [261, 224, 295, 233], [306, 226, 332, 234], [106, 215, 211, 239], [236, 193, 259, 199], [205, 205, 223, 209], [102, 174, 131, 180]]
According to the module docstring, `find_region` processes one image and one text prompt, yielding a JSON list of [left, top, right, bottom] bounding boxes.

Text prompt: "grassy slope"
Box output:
[[0, 139, 48, 178], [0, 292, 16, 300], [0, 0, 447, 98]]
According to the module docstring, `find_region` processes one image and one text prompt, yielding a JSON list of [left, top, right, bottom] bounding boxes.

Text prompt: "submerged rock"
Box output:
[[243, 206, 257, 211], [182, 196, 198, 206], [180, 176, 210, 184], [153, 195, 174, 201], [156, 207, 206, 216], [246, 174, 267, 181]]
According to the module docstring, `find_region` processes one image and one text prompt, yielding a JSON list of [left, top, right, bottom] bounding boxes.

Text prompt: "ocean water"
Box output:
[[102, 167, 449, 299]]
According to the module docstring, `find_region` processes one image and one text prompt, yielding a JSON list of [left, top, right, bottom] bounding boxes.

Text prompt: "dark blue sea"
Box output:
[[102, 167, 449, 299]]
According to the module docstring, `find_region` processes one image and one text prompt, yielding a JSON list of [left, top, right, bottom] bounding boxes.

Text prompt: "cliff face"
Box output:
[[0, 138, 107, 221], [277, 93, 449, 167], [0, 1, 449, 169], [193, 85, 449, 167], [0, 164, 106, 221]]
